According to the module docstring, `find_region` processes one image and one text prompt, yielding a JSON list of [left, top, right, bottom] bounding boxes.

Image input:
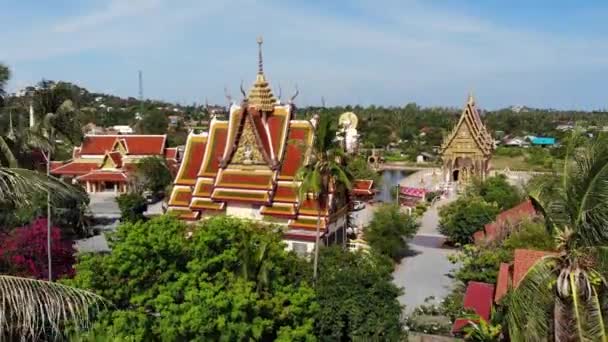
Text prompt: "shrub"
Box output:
[[448, 245, 512, 284], [470, 175, 522, 211], [438, 196, 499, 245], [0, 218, 75, 280], [116, 193, 147, 223], [366, 204, 420, 261]]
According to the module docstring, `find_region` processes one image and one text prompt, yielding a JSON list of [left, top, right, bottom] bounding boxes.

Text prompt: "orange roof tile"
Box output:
[[79, 135, 166, 155], [513, 249, 553, 287], [76, 171, 127, 182], [51, 161, 99, 175]]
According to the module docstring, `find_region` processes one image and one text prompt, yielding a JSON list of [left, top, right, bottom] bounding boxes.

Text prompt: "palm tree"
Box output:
[[506, 131, 608, 341], [296, 114, 352, 280], [0, 275, 104, 340]]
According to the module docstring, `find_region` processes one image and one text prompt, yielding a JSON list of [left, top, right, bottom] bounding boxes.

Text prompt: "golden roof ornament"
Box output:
[[247, 36, 276, 112]]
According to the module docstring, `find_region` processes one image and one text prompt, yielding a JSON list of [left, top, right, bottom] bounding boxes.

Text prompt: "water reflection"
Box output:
[[376, 170, 413, 203]]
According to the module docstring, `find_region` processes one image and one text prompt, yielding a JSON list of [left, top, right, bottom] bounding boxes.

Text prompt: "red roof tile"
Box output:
[[352, 179, 375, 195], [453, 281, 495, 333], [475, 200, 538, 245], [76, 171, 127, 182], [164, 147, 178, 160], [79, 135, 166, 155], [51, 161, 99, 175], [107, 151, 123, 168], [513, 249, 553, 287], [495, 263, 511, 302]]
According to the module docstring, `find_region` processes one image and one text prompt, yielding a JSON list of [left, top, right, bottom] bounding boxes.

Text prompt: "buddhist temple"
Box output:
[[167, 38, 349, 254], [440, 94, 494, 184], [50, 134, 178, 193]]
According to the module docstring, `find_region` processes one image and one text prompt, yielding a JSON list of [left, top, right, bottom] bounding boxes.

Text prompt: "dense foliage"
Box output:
[[132, 156, 173, 193], [438, 196, 500, 245], [366, 204, 419, 261], [315, 247, 405, 341], [68, 216, 318, 341], [469, 175, 522, 211], [346, 156, 381, 184], [116, 193, 147, 223], [0, 218, 75, 280]]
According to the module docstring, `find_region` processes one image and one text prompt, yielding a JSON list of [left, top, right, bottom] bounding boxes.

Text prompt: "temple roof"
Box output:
[[79, 135, 167, 155], [441, 94, 494, 156]]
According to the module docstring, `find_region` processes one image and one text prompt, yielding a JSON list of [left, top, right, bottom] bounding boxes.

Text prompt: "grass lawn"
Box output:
[[491, 155, 555, 172]]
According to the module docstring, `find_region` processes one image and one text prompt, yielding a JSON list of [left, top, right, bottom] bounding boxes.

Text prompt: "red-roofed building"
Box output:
[[494, 249, 555, 303], [51, 135, 179, 193], [351, 180, 375, 201], [474, 200, 538, 245], [167, 40, 350, 253], [452, 281, 495, 333]]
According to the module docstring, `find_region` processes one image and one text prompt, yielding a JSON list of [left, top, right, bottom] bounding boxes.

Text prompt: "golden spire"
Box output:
[[248, 36, 276, 112], [467, 92, 475, 106]]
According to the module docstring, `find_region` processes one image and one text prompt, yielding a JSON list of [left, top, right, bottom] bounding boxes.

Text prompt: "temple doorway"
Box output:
[[452, 169, 460, 182]]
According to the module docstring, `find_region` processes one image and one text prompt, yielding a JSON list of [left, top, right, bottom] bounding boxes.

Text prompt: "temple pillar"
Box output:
[[86, 181, 91, 193], [114, 183, 118, 193]]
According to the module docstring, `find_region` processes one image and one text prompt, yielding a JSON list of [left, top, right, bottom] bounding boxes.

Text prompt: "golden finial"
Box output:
[[467, 92, 475, 105], [257, 36, 264, 74]]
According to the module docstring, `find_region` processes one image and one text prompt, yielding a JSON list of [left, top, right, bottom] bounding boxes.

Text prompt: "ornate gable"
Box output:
[[442, 94, 493, 157], [231, 118, 268, 166]]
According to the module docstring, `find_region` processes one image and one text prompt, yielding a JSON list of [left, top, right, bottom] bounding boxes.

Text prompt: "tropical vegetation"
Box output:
[[366, 204, 419, 261], [296, 113, 352, 280]]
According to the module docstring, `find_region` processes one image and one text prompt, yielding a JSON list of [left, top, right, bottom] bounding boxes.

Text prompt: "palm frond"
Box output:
[[0, 167, 86, 206], [0, 136, 18, 167], [505, 257, 556, 341], [0, 275, 105, 340]]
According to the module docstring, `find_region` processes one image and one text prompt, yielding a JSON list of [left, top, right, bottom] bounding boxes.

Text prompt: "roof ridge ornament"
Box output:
[[257, 36, 264, 74], [247, 36, 276, 111]]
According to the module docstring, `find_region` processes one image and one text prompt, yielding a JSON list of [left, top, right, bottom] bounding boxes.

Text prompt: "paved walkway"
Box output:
[[392, 194, 458, 313], [395, 169, 459, 312]]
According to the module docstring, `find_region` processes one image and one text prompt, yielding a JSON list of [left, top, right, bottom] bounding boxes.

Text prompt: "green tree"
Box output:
[[116, 193, 147, 223], [346, 156, 381, 184], [132, 156, 172, 193], [139, 109, 169, 134], [505, 133, 608, 341], [470, 174, 522, 211], [68, 216, 318, 341], [438, 196, 500, 245], [366, 204, 419, 261], [296, 114, 352, 280], [315, 247, 404, 341]]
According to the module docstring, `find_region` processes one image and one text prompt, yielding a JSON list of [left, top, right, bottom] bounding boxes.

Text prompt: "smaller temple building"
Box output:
[[441, 94, 494, 184], [50, 134, 178, 193]]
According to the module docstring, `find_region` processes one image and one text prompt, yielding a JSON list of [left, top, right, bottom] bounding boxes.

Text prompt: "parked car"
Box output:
[[144, 190, 164, 204], [351, 201, 366, 211]]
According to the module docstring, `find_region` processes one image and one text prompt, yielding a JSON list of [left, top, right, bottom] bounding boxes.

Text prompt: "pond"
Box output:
[[375, 169, 414, 203]]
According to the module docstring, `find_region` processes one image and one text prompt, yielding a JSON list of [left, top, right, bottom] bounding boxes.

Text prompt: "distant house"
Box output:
[[503, 137, 529, 148], [112, 125, 134, 134], [528, 136, 556, 147], [556, 124, 574, 132]]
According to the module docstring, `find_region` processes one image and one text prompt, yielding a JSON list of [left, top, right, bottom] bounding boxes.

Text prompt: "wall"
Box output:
[[225, 203, 262, 220]]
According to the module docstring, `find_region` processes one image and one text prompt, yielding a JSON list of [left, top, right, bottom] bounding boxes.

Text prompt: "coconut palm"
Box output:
[[0, 275, 104, 340], [296, 114, 352, 280], [506, 131, 608, 341]]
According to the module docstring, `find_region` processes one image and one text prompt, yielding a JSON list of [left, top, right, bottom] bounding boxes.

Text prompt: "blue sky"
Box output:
[[2, 0, 607, 109]]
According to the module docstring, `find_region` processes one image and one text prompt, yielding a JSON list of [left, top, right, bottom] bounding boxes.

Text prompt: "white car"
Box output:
[[351, 201, 366, 211]]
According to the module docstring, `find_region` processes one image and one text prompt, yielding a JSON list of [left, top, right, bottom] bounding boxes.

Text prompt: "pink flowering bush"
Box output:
[[0, 218, 75, 280]]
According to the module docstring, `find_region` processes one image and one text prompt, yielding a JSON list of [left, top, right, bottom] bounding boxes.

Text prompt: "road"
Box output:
[[354, 169, 459, 313]]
